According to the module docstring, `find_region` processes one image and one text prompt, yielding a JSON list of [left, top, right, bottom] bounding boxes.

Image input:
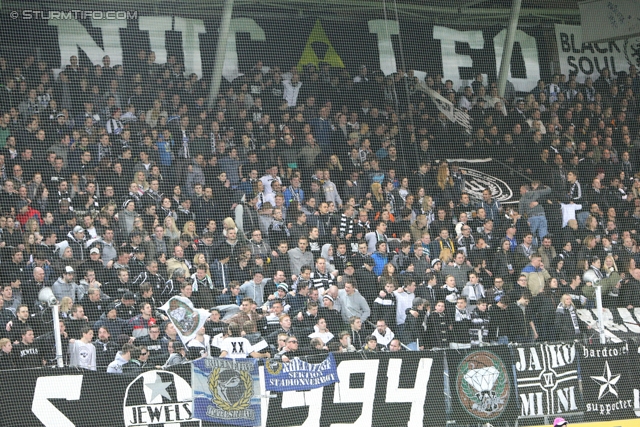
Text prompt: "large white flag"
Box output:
[[158, 296, 210, 343], [416, 81, 472, 134]]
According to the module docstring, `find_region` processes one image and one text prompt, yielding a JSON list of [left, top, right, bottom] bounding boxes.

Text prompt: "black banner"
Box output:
[[581, 342, 637, 422], [514, 343, 581, 418], [0, 9, 546, 91], [0, 351, 445, 427], [447, 346, 519, 425], [2, 346, 640, 427], [0, 365, 198, 427], [265, 351, 446, 427]]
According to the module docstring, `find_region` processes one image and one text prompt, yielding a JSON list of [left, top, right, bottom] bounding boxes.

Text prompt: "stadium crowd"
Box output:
[[0, 50, 639, 372]]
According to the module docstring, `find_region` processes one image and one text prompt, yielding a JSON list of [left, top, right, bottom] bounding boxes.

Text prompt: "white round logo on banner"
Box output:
[[123, 370, 194, 427], [460, 167, 514, 204]]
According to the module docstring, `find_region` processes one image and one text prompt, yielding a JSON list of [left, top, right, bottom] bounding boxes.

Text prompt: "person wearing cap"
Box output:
[[336, 261, 356, 288], [82, 247, 108, 284], [52, 265, 84, 303], [65, 225, 87, 261], [115, 290, 138, 320], [317, 292, 342, 334], [552, 417, 568, 427]]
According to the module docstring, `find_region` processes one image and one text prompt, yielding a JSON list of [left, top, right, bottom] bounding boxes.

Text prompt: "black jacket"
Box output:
[[401, 308, 427, 345], [554, 304, 589, 341], [425, 311, 449, 349]]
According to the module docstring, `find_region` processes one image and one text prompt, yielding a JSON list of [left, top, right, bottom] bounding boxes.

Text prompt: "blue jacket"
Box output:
[[371, 252, 388, 276], [283, 186, 304, 207]]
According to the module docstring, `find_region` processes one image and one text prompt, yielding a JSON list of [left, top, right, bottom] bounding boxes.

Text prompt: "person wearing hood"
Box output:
[[240, 269, 267, 307], [107, 342, 134, 373], [65, 225, 87, 261], [320, 244, 338, 275], [117, 200, 138, 237]]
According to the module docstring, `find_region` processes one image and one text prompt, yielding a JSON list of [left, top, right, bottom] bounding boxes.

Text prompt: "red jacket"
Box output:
[[16, 207, 43, 227]]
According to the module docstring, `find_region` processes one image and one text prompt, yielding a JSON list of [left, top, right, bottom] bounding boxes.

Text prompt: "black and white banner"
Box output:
[[577, 307, 640, 343], [581, 342, 637, 422], [0, 11, 544, 92], [266, 352, 446, 427], [417, 83, 473, 134], [554, 24, 639, 83], [0, 352, 445, 427], [514, 343, 580, 418], [6, 346, 640, 427]]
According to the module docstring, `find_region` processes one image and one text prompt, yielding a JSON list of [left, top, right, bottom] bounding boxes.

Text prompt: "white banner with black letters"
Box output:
[[554, 24, 639, 83]]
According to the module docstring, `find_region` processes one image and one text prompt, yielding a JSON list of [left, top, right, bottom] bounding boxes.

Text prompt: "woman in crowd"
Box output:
[[0, 338, 15, 370], [493, 239, 516, 289], [182, 220, 199, 242], [555, 294, 590, 341], [159, 197, 178, 220], [163, 216, 181, 248], [434, 163, 456, 207]]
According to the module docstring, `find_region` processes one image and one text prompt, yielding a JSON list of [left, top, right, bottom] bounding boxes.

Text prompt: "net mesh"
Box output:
[[0, 0, 639, 426]]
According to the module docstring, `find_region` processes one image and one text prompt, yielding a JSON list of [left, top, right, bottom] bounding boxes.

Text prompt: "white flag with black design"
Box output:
[[159, 296, 210, 343]]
